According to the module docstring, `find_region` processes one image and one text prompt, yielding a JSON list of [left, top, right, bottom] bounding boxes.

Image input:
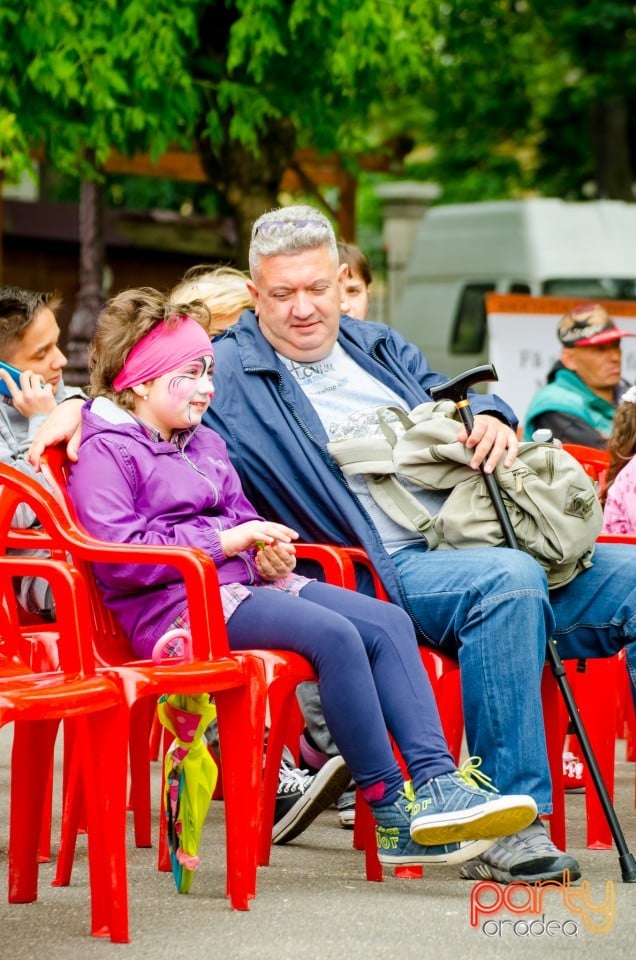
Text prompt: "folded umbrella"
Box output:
[[153, 629, 218, 894], [157, 692, 218, 893]]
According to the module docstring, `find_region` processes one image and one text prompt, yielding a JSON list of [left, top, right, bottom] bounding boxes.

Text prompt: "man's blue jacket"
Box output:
[[204, 310, 518, 624]]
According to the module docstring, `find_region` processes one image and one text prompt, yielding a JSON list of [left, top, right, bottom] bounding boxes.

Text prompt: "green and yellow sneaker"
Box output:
[[409, 757, 538, 846], [374, 781, 495, 866]]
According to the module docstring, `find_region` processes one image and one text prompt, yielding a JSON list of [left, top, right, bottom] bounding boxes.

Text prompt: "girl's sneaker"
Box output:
[[409, 758, 538, 846], [374, 782, 495, 866]]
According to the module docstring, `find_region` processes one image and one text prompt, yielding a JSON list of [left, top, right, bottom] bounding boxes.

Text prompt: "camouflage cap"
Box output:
[[558, 303, 633, 347]]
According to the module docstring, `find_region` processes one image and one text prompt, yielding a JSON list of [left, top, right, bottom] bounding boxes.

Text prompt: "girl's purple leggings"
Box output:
[[226, 580, 455, 800]]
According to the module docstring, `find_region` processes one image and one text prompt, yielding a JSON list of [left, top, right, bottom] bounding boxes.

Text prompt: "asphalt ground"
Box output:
[[1, 723, 635, 959]]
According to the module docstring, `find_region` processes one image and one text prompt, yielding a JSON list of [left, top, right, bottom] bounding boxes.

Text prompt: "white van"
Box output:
[[395, 199, 636, 380]]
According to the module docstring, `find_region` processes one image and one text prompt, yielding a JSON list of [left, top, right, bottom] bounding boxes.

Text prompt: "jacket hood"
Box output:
[[81, 396, 196, 455]]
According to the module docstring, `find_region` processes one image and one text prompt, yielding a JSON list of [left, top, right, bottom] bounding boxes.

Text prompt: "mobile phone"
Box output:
[[0, 360, 23, 398]]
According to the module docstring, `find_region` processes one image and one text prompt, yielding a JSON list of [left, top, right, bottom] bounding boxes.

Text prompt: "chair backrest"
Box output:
[[0, 555, 99, 677], [0, 457, 230, 666], [562, 443, 610, 490]]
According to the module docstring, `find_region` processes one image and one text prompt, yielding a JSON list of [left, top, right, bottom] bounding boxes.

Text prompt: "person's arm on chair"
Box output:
[[28, 396, 84, 470]]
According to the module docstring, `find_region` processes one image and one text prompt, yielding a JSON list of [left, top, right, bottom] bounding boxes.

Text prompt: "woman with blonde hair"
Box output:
[[170, 265, 253, 339]]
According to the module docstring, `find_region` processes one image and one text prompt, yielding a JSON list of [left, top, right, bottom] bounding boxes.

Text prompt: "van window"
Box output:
[[510, 283, 531, 294], [543, 278, 636, 300], [450, 283, 496, 355]]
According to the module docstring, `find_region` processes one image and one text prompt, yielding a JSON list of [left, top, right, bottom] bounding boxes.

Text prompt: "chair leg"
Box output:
[[541, 666, 568, 850], [355, 789, 383, 883], [53, 722, 84, 887], [8, 718, 60, 904], [37, 756, 54, 864], [258, 676, 299, 866], [157, 725, 173, 873], [216, 659, 267, 909], [81, 705, 130, 942], [569, 658, 617, 849], [128, 697, 154, 848]]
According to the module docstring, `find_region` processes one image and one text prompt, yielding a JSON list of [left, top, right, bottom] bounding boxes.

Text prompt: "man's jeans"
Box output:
[[393, 542, 636, 814]]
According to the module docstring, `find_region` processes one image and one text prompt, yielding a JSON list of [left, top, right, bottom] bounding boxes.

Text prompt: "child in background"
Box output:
[[600, 384, 636, 705], [67, 286, 537, 869], [0, 285, 84, 620], [601, 384, 636, 533], [338, 241, 372, 321]]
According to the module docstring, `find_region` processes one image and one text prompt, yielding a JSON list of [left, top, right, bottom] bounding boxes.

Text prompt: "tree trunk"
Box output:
[[198, 119, 297, 267], [64, 176, 105, 385], [591, 97, 634, 202]]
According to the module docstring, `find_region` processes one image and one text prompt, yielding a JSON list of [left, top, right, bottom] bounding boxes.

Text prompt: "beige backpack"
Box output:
[[327, 399, 603, 589]]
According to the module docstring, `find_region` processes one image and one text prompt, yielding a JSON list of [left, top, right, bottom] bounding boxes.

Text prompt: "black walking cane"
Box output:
[[430, 363, 636, 883]]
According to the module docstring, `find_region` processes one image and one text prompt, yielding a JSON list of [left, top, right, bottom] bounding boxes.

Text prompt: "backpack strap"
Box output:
[[364, 473, 440, 549], [327, 424, 440, 550]]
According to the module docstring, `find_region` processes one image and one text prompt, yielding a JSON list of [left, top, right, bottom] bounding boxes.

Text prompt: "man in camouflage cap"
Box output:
[[523, 303, 634, 448]]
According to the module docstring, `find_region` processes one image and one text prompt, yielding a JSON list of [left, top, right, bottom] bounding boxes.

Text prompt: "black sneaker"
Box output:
[[272, 755, 352, 844]]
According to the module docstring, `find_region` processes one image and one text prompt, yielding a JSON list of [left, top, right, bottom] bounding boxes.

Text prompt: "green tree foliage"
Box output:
[[406, 0, 636, 203], [1, 0, 438, 261], [0, 0, 203, 179], [192, 0, 437, 258]]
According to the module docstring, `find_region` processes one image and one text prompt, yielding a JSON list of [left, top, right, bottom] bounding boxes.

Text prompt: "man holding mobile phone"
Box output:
[[0, 285, 85, 618]]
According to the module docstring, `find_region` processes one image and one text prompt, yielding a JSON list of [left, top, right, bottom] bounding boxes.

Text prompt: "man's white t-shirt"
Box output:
[[280, 342, 446, 553]]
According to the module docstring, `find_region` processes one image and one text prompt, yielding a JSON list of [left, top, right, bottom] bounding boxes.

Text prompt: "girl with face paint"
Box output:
[[67, 286, 537, 869]]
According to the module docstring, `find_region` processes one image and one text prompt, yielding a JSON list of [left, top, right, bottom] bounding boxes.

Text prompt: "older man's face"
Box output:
[[561, 341, 623, 395], [247, 246, 347, 363]]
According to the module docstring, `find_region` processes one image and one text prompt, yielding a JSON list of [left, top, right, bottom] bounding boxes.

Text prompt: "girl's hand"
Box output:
[[220, 520, 298, 558], [254, 541, 297, 581]]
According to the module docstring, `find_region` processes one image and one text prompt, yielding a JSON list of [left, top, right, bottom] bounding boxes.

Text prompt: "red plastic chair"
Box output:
[[0, 460, 268, 912], [0, 555, 129, 942], [538, 445, 620, 846], [336, 543, 625, 853], [36, 447, 387, 883], [562, 443, 610, 490]]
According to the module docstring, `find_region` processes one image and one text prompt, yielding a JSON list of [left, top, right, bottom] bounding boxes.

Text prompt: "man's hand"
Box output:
[[27, 396, 84, 471], [456, 414, 518, 474], [0, 369, 57, 420]]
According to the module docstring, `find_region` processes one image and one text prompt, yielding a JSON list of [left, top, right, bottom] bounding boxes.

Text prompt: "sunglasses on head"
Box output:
[[253, 219, 329, 237]]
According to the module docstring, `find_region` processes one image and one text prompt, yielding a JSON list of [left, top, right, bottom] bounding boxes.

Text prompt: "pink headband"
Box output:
[[113, 317, 213, 392]]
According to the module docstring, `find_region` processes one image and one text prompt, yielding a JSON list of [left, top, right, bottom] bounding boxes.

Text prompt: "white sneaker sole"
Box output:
[[410, 796, 538, 846], [378, 837, 495, 867], [338, 809, 355, 829]]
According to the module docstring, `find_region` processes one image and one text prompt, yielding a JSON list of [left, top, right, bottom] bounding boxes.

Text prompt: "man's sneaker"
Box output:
[[409, 758, 538, 846], [458, 817, 581, 883], [375, 782, 495, 866], [272, 755, 352, 845], [336, 789, 355, 829]]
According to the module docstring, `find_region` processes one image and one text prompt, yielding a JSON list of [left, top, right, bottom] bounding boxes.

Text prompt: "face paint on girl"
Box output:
[[140, 356, 214, 439]]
